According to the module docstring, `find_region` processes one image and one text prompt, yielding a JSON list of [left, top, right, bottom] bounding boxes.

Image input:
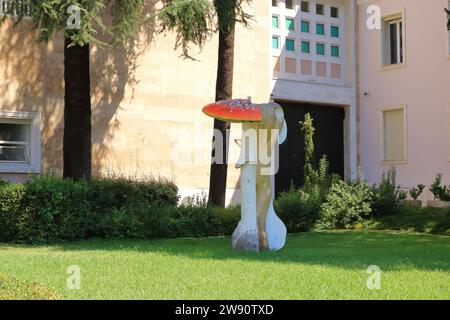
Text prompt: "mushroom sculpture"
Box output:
[[203, 98, 288, 251]]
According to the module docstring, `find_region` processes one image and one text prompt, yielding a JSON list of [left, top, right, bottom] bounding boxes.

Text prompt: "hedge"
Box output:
[[0, 175, 239, 243]]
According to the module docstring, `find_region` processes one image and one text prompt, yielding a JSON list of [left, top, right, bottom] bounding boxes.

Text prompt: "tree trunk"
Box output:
[[208, 20, 235, 207], [63, 38, 92, 180]]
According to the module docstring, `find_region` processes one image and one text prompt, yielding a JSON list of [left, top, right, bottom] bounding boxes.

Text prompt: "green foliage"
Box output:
[[159, 0, 215, 58], [430, 173, 450, 201], [371, 167, 404, 216], [365, 206, 450, 236], [275, 186, 320, 232], [0, 273, 62, 300], [1, 0, 217, 54], [409, 184, 425, 200], [111, 0, 147, 44], [0, 174, 180, 243], [317, 179, 373, 229], [0, 174, 242, 243], [299, 113, 336, 202], [300, 113, 315, 188], [0, 184, 25, 242], [214, 0, 253, 32]]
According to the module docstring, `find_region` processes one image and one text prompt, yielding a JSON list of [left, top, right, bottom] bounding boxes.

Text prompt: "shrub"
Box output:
[[409, 184, 425, 200], [16, 175, 91, 243], [430, 173, 450, 201], [365, 207, 450, 236], [371, 167, 404, 216], [275, 187, 320, 232], [0, 184, 25, 242], [0, 173, 245, 243], [317, 179, 373, 229], [0, 174, 180, 243], [300, 113, 337, 200], [208, 205, 240, 236]]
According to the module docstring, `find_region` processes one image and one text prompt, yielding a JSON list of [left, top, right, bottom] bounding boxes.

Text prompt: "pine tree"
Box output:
[[2, 0, 214, 180]]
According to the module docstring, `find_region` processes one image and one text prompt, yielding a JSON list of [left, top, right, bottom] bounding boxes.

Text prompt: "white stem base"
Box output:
[[231, 163, 259, 251]]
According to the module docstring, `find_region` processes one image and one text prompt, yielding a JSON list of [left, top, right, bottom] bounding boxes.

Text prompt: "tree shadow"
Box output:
[[0, 19, 63, 175], [0, 1, 158, 178], [34, 231, 450, 272]]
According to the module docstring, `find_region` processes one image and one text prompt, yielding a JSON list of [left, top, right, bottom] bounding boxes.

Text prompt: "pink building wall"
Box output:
[[358, 0, 450, 187]]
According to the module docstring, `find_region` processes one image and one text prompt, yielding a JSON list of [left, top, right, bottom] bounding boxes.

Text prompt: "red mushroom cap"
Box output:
[[202, 99, 262, 123]]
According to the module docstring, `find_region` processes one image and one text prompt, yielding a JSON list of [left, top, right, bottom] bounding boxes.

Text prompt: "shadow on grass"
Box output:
[[4, 231, 447, 272]]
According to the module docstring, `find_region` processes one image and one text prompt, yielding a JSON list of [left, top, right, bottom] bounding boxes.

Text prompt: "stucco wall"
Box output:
[[0, 2, 270, 203], [358, 0, 450, 187]]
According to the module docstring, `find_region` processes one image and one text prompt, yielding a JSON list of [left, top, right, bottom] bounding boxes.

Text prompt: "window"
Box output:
[[316, 43, 325, 55], [331, 7, 339, 18], [331, 45, 339, 57], [383, 17, 404, 65], [0, 123, 29, 162], [272, 0, 278, 7], [286, 18, 295, 31], [301, 1, 309, 13], [285, 0, 294, 10], [316, 23, 324, 35], [316, 4, 324, 15], [301, 41, 310, 53], [0, 111, 40, 173], [286, 38, 295, 51], [272, 36, 280, 49], [285, 58, 297, 73], [272, 16, 279, 28], [301, 20, 309, 33], [331, 26, 339, 38], [382, 108, 406, 162]]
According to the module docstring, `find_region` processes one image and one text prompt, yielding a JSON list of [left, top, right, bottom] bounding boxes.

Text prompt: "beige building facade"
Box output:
[[1, 0, 450, 203]]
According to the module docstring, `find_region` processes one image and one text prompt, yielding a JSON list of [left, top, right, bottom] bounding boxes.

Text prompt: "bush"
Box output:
[[409, 184, 425, 200], [275, 187, 320, 232], [0, 174, 243, 243], [371, 167, 405, 216], [317, 179, 373, 229], [365, 207, 450, 236], [0, 184, 25, 242], [0, 174, 180, 243], [430, 173, 450, 201]]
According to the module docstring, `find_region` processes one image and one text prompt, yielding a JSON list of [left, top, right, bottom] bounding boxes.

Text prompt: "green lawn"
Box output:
[[0, 231, 449, 300]]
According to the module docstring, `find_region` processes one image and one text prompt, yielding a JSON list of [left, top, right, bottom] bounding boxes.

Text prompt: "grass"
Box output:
[[366, 207, 450, 236], [0, 230, 448, 300], [0, 273, 61, 300]]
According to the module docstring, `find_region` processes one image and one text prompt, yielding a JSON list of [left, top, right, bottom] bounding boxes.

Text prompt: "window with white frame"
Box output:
[[0, 122, 30, 162], [382, 15, 404, 65], [0, 111, 40, 173], [382, 108, 406, 162]]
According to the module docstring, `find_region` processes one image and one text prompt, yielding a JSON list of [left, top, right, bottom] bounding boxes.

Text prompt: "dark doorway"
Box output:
[[275, 100, 345, 195]]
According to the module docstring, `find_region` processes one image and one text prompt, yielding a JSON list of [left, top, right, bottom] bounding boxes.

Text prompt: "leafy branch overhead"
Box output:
[[1, 0, 253, 57], [1, 0, 147, 46], [158, 0, 253, 59]]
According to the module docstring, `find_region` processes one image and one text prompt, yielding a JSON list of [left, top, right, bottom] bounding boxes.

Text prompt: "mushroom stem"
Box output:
[[231, 122, 259, 251]]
